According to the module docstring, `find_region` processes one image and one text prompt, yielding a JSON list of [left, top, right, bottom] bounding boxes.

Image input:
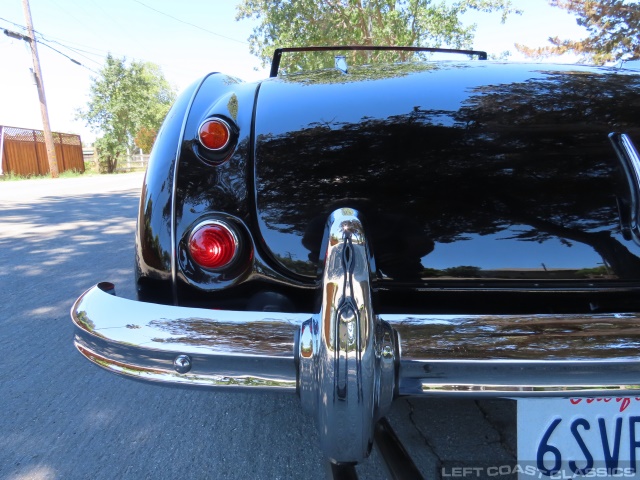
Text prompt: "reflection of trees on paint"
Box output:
[[393, 313, 640, 360], [279, 62, 440, 85], [255, 68, 640, 279], [275, 253, 318, 277], [149, 318, 297, 355]]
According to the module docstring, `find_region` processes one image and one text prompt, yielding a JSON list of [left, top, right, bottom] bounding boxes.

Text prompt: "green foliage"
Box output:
[[236, 0, 520, 72], [419, 266, 483, 277], [574, 265, 611, 278], [517, 0, 640, 64], [94, 135, 125, 174], [420, 267, 442, 277], [443, 265, 482, 277], [78, 55, 176, 173], [0, 169, 87, 181]]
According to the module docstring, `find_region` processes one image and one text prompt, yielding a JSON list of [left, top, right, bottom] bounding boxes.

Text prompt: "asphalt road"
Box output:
[[0, 173, 516, 480]]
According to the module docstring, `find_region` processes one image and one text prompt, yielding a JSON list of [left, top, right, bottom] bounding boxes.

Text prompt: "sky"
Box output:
[[0, 0, 589, 145]]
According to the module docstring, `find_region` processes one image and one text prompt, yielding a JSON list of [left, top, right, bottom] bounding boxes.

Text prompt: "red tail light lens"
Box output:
[[188, 221, 238, 270], [198, 119, 231, 151]]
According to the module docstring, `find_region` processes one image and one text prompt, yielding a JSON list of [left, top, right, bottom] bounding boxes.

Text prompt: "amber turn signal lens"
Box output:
[[198, 119, 231, 151], [189, 222, 238, 270]]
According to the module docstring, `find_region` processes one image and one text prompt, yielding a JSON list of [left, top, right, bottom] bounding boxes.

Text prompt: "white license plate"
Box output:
[[518, 397, 640, 479]]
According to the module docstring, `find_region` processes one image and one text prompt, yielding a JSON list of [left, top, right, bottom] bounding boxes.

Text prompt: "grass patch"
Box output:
[[0, 169, 95, 181]]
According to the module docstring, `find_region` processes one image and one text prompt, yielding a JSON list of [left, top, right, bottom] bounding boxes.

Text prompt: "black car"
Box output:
[[72, 46, 640, 470]]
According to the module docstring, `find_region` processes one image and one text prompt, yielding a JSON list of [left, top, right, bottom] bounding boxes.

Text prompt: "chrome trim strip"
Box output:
[[75, 344, 296, 390], [610, 132, 640, 241], [417, 383, 640, 396], [170, 74, 214, 304], [399, 358, 640, 396]]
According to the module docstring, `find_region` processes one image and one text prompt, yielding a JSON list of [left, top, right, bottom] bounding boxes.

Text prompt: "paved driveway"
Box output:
[[0, 173, 516, 479]]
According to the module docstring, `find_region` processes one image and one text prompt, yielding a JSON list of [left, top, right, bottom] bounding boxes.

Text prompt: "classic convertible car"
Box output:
[[72, 46, 640, 473]]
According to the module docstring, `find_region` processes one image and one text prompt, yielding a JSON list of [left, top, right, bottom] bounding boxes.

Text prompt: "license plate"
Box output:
[[518, 397, 640, 479]]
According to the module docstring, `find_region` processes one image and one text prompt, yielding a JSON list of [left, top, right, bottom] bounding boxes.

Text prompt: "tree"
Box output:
[[516, 0, 640, 64], [78, 55, 175, 173], [134, 126, 158, 154], [236, 0, 520, 72]]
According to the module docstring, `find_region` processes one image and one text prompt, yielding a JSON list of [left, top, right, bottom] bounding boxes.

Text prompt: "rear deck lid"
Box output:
[[253, 62, 640, 283]]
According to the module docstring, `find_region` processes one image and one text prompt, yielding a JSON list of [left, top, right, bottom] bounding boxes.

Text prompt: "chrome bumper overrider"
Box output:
[[72, 208, 640, 464]]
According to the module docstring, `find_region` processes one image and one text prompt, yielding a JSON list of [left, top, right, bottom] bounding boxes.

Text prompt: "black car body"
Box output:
[[72, 47, 640, 465]]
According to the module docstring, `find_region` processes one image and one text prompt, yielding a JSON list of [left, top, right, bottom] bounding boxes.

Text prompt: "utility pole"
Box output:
[[22, 0, 59, 178]]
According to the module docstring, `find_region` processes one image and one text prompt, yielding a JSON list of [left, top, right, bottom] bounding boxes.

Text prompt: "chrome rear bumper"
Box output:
[[71, 208, 640, 463], [73, 283, 640, 395]]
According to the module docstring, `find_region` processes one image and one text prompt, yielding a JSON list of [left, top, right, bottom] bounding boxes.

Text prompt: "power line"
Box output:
[[37, 40, 98, 73], [41, 40, 104, 65], [32, 31, 104, 66], [28, 31, 124, 59], [0, 16, 110, 59], [1, 11, 237, 78], [0, 15, 104, 68], [3, 27, 97, 73], [45, 41, 104, 58], [0, 16, 28, 31], [1, 19, 181, 80], [131, 0, 248, 45], [0, 17, 160, 69]]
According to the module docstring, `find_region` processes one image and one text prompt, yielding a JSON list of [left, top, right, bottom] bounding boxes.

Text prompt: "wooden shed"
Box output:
[[0, 125, 84, 176]]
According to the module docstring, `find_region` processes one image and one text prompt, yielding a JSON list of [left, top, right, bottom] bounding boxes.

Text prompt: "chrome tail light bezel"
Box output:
[[187, 219, 241, 272]]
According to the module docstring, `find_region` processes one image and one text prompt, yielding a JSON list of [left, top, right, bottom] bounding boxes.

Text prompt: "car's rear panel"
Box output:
[[252, 62, 640, 312]]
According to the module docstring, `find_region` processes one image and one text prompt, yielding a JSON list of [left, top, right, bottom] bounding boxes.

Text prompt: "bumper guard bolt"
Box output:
[[174, 355, 192, 374]]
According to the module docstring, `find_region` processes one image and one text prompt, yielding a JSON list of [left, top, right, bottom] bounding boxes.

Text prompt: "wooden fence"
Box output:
[[82, 148, 149, 173], [117, 153, 150, 172], [0, 125, 84, 176]]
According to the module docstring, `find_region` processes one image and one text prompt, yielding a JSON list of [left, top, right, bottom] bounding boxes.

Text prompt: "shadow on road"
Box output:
[[0, 190, 140, 306], [0, 185, 516, 480], [0, 186, 331, 480]]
